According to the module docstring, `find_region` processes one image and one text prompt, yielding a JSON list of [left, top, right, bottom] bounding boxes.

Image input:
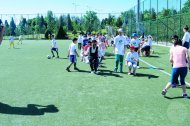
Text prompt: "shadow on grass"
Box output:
[[143, 55, 160, 58], [164, 96, 190, 100], [58, 57, 68, 60], [135, 73, 159, 79], [140, 67, 164, 70], [98, 69, 123, 78], [0, 103, 59, 116]]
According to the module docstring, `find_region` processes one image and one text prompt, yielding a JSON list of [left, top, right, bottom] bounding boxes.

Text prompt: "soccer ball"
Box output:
[[47, 55, 52, 59]]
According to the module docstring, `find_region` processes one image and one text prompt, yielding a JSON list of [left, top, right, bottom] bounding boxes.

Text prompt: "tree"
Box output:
[[67, 14, 73, 31], [115, 16, 123, 28], [10, 17, 16, 35], [56, 26, 68, 39], [182, 0, 190, 13], [46, 11, 56, 35], [19, 17, 27, 35], [4, 20, 10, 36], [84, 11, 100, 33]]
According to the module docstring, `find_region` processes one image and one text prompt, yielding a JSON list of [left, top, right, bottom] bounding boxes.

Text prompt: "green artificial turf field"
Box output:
[[0, 40, 190, 126]]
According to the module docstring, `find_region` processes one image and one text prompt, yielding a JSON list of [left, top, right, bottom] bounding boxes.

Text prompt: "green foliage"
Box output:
[[46, 11, 56, 34], [10, 17, 16, 35], [56, 26, 68, 39], [84, 11, 100, 32], [67, 14, 73, 31], [115, 16, 123, 28], [4, 20, 10, 36]]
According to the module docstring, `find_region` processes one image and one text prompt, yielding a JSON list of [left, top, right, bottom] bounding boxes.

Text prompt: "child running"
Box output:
[[126, 46, 139, 75], [18, 35, 23, 45], [9, 34, 15, 49], [87, 40, 99, 74], [51, 35, 59, 58], [66, 38, 80, 72]]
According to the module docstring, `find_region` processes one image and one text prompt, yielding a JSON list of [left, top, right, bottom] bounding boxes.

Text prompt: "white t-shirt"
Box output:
[[114, 35, 127, 55], [78, 35, 83, 44], [69, 43, 77, 55], [9, 36, 14, 42], [51, 39, 58, 48], [19, 35, 22, 40], [130, 38, 140, 48], [182, 32, 190, 44], [126, 52, 139, 63]]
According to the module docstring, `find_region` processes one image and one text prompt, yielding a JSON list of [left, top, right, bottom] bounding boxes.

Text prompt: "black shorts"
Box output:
[[51, 48, 58, 51], [135, 48, 139, 52], [142, 46, 150, 52]]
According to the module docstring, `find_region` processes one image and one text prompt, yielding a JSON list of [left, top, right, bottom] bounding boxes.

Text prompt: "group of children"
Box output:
[[65, 33, 108, 74], [63, 29, 153, 75], [5, 34, 23, 49]]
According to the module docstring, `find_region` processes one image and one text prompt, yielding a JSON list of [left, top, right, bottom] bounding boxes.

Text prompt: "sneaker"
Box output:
[[182, 93, 188, 98], [137, 66, 140, 69], [114, 68, 118, 73], [95, 71, 99, 74], [74, 67, 80, 71], [91, 71, 95, 74], [52, 55, 55, 58], [133, 71, 136, 76], [162, 89, 167, 96], [128, 72, 131, 75], [66, 67, 71, 72]]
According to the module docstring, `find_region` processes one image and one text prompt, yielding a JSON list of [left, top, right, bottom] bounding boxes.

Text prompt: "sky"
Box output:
[[0, 0, 138, 14]]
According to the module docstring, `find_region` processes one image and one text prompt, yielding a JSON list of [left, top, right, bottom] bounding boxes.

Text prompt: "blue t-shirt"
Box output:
[[83, 38, 88, 46]]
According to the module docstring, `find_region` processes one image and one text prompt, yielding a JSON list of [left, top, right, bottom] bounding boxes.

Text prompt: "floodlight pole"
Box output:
[[136, 0, 140, 34]]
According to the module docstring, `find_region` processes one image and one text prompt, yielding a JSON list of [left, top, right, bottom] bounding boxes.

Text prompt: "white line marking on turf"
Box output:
[[139, 58, 190, 86]]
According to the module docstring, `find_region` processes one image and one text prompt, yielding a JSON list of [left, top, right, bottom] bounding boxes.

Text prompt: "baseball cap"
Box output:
[[132, 33, 138, 37], [130, 46, 135, 50], [118, 28, 123, 33]]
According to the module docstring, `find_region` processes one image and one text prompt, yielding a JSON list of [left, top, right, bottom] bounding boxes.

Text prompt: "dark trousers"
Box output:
[[89, 57, 98, 72]]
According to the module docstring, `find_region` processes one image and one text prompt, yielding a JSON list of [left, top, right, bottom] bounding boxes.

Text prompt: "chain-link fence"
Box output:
[[127, 0, 190, 44]]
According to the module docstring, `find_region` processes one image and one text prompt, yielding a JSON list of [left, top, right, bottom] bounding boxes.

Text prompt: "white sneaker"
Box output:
[[137, 66, 140, 69], [91, 71, 94, 74], [128, 73, 131, 75]]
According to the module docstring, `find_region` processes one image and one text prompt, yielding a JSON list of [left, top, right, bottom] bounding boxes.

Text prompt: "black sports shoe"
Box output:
[[66, 67, 71, 72]]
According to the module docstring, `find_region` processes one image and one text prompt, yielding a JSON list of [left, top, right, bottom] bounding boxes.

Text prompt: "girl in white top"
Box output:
[[9, 34, 15, 49], [126, 46, 139, 75], [182, 25, 190, 49]]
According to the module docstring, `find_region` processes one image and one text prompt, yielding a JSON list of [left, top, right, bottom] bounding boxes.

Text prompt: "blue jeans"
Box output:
[[170, 67, 188, 85]]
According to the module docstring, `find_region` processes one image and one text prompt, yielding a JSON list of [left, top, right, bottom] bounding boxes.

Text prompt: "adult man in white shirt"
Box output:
[[113, 28, 127, 73]]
